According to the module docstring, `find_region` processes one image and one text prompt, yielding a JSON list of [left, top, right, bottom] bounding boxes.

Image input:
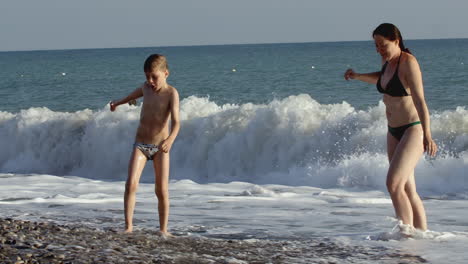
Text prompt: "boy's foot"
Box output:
[[157, 231, 173, 238], [123, 228, 133, 233]]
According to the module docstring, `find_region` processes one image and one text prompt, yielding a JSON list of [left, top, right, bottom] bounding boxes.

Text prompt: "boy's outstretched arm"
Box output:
[[160, 89, 180, 153], [110, 85, 144, 111]]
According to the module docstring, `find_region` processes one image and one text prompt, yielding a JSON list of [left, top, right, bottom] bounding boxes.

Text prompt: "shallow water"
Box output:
[[1, 174, 468, 263]]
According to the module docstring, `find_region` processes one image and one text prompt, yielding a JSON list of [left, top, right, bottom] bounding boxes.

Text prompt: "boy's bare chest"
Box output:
[[143, 88, 170, 110], [142, 94, 170, 113]]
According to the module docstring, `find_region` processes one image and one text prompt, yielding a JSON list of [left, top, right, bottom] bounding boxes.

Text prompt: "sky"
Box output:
[[1, 0, 468, 51]]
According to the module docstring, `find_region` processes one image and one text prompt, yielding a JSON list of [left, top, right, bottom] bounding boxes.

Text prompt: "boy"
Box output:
[[110, 54, 180, 236]]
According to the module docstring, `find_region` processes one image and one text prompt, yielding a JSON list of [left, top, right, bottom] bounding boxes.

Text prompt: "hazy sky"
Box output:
[[1, 0, 467, 51]]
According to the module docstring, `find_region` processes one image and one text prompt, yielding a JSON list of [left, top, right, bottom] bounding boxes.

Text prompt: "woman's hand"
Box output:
[[424, 136, 438, 157], [344, 68, 358, 80]]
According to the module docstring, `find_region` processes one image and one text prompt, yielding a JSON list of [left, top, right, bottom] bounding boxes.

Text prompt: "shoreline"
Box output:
[[0, 217, 427, 264]]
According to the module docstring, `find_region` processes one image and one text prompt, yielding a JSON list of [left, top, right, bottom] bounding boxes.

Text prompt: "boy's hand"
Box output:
[[110, 101, 117, 112], [160, 139, 174, 153]]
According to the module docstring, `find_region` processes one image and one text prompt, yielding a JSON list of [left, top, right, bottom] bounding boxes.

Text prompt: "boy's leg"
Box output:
[[152, 151, 170, 234], [124, 148, 147, 232]]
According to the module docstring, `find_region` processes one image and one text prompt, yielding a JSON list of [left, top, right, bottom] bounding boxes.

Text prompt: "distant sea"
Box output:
[[1, 39, 467, 113], [1, 39, 467, 263]]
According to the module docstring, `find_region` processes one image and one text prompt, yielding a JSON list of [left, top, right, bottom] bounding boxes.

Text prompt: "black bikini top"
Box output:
[[376, 53, 410, 97]]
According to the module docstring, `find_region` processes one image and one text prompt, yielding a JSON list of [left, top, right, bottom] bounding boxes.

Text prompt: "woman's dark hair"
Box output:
[[373, 23, 411, 54]]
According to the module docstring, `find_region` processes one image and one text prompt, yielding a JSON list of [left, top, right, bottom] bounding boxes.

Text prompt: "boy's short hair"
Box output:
[[144, 54, 169, 72]]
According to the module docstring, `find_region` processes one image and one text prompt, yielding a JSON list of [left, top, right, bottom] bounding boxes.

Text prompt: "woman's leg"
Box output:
[[405, 171, 427, 230], [386, 126, 424, 227]]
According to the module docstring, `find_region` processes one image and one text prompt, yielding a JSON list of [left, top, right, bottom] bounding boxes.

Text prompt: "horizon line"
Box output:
[[1, 37, 467, 53]]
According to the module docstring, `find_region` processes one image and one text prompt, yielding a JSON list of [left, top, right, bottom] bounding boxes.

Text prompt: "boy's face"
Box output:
[[145, 68, 169, 91]]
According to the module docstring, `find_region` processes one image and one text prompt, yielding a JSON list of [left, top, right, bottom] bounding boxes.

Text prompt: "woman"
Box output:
[[344, 23, 437, 231]]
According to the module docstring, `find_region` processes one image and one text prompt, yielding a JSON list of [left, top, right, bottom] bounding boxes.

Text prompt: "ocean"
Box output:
[[1, 39, 468, 263]]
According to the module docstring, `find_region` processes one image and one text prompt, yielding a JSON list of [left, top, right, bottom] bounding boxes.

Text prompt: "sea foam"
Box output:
[[1, 95, 467, 195]]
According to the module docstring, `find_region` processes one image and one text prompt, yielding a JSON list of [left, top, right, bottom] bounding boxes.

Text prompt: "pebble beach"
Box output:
[[0, 218, 428, 264]]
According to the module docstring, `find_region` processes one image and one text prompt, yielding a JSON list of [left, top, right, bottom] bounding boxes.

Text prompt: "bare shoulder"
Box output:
[[167, 85, 179, 99], [167, 85, 179, 94], [402, 52, 419, 68], [401, 52, 421, 77]]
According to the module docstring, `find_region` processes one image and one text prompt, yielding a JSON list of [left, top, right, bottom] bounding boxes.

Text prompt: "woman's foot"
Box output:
[[399, 222, 416, 238]]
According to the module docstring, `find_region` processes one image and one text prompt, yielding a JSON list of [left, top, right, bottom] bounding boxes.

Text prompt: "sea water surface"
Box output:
[[1, 39, 468, 263]]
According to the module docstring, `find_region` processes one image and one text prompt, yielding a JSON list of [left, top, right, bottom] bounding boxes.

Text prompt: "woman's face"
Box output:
[[373, 35, 400, 61]]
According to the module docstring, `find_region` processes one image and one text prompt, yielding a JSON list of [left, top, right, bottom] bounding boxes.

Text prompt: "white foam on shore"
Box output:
[[1, 173, 468, 263]]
